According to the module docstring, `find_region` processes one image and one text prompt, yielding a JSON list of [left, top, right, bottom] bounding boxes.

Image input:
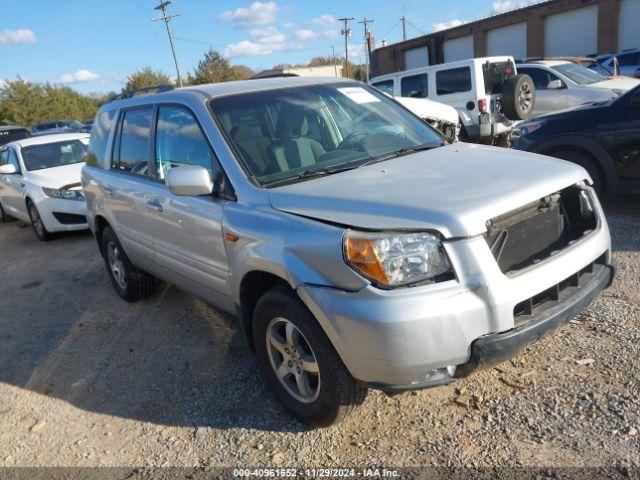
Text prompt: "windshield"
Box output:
[[210, 82, 443, 187], [21, 139, 87, 171], [552, 63, 603, 85]]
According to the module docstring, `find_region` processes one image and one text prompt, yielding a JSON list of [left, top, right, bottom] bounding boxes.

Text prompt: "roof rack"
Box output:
[[107, 84, 174, 103]]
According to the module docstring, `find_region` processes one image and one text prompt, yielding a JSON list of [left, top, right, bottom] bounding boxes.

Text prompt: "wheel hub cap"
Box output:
[[107, 241, 127, 290]]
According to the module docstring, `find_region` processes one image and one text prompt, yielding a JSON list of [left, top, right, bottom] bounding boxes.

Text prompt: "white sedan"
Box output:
[[0, 133, 89, 240]]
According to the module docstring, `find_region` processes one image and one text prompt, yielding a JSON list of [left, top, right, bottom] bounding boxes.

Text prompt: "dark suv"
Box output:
[[0, 125, 30, 146], [511, 85, 640, 195]]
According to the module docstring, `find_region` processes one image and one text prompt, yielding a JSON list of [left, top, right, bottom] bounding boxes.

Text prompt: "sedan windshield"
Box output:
[[210, 82, 444, 187], [21, 139, 87, 171], [552, 63, 603, 85]]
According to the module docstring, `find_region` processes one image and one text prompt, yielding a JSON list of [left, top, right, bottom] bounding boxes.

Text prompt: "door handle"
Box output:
[[146, 198, 163, 213], [101, 185, 114, 196]]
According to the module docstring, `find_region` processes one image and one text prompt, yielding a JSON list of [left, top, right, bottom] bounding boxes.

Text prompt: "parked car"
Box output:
[[520, 56, 615, 78], [0, 125, 30, 146], [392, 96, 460, 142], [32, 119, 84, 134], [369, 56, 535, 144], [511, 84, 640, 195], [594, 49, 640, 79], [516, 60, 640, 117], [0, 133, 89, 240], [83, 78, 613, 427]]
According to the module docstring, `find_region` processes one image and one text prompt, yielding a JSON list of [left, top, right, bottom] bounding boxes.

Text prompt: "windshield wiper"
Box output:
[[358, 144, 440, 169], [264, 164, 358, 187]]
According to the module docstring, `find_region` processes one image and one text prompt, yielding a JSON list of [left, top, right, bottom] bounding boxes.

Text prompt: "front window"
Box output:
[[552, 63, 603, 85], [371, 80, 394, 95], [21, 140, 87, 171], [211, 83, 443, 187]]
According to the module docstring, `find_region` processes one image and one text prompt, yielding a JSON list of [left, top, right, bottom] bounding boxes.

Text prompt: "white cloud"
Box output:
[[249, 26, 286, 43], [0, 28, 36, 46], [282, 22, 295, 29], [492, 0, 542, 15], [218, 1, 278, 28], [56, 69, 101, 84], [322, 29, 339, 39], [310, 14, 336, 28], [432, 19, 466, 32], [294, 28, 317, 41]]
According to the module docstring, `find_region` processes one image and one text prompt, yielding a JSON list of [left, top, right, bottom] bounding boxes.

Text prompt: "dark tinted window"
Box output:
[[155, 106, 217, 180], [372, 80, 394, 95], [0, 149, 7, 165], [517, 67, 559, 89], [436, 67, 472, 95], [0, 128, 30, 146], [21, 140, 87, 171], [86, 110, 116, 168], [618, 52, 640, 67], [401, 73, 428, 98], [114, 107, 153, 174]]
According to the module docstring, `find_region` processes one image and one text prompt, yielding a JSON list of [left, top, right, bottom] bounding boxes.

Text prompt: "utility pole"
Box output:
[[153, 0, 183, 87], [338, 17, 354, 78], [401, 16, 407, 41], [358, 18, 374, 82], [331, 46, 338, 77]]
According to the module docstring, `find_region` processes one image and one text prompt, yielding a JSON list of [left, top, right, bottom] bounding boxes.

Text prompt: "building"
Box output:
[[253, 65, 343, 79], [371, 0, 640, 76]]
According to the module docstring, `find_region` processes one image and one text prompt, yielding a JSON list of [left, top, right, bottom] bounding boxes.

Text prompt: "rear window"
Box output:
[[401, 73, 428, 98], [112, 107, 153, 174], [0, 128, 30, 146], [436, 67, 472, 95], [482, 60, 515, 95], [86, 110, 116, 168], [371, 80, 394, 95], [21, 140, 87, 171]]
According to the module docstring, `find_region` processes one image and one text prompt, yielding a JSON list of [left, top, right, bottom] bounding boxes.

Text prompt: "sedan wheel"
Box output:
[[266, 317, 321, 403], [28, 202, 51, 241]]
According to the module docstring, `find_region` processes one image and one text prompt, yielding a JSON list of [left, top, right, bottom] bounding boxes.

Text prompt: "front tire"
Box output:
[[100, 226, 158, 301], [253, 285, 368, 427], [27, 201, 51, 241]]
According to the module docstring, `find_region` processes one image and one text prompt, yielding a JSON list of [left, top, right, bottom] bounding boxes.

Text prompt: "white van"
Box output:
[[370, 56, 535, 143]]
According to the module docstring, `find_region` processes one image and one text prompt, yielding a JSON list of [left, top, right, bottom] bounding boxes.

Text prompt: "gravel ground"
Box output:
[[0, 196, 638, 471]]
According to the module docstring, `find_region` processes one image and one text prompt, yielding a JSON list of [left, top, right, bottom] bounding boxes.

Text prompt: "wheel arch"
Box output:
[[531, 135, 619, 193]]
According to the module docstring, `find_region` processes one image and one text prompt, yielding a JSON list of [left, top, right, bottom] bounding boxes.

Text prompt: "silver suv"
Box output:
[[83, 78, 613, 427]]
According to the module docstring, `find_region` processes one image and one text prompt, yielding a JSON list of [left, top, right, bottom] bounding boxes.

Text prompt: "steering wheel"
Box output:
[[337, 130, 368, 151]]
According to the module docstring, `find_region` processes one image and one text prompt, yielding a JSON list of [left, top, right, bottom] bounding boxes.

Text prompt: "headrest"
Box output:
[[277, 110, 308, 138]]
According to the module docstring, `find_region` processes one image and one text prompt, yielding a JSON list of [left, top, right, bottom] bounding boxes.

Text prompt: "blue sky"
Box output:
[[0, 0, 530, 94]]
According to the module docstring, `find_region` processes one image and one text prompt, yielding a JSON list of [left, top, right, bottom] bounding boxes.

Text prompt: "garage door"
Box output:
[[545, 6, 598, 57], [444, 35, 474, 62], [487, 23, 527, 60], [619, 0, 640, 50], [404, 46, 429, 70]]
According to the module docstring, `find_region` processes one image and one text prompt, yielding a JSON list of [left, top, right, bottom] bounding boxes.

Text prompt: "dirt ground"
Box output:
[[0, 196, 638, 472]]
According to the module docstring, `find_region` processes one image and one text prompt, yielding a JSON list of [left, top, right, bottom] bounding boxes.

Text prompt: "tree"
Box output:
[[187, 49, 242, 85], [231, 65, 255, 80], [123, 67, 172, 92], [0, 78, 99, 128]]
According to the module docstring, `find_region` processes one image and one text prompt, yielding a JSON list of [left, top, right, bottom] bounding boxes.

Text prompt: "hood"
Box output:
[[395, 97, 460, 125], [25, 162, 84, 189], [589, 76, 640, 92], [269, 143, 588, 238]]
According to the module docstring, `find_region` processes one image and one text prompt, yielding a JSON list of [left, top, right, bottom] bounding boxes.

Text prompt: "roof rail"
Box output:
[[107, 84, 174, 103]]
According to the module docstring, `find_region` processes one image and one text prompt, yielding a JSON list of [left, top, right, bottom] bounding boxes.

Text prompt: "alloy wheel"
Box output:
[[266, 317, 321, 403], [29, 204, 45, 237], [519, 82, 533, 112], [107, 241, 127, 290]]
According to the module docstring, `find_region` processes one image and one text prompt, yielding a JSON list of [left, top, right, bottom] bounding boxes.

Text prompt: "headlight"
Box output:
[[343, 231, 451, 287], [42, 187, 85, 201]]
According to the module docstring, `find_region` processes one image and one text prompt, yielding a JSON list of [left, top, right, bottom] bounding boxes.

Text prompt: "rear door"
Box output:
[[517, 66, 568, 116], [144, 104, 232, 299], [104, 105, 157, 262]]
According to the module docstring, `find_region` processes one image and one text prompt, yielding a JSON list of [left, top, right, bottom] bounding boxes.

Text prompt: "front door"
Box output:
[[145, 104, 231, 300], [0, 147, 28, 220], [518, 67, 568, 116]]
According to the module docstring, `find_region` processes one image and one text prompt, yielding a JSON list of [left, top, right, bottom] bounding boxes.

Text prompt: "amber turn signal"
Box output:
[[344, 237, 389, 284]]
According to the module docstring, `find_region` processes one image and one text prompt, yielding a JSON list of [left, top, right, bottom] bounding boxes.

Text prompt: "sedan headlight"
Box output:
[[344, 231, 451, 287], [42, 187, 85, 201]]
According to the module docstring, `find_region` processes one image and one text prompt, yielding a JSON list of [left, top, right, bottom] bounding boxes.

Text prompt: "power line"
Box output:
[[405, 19, 427, 36], [379, 20, 401, 43], [152, 0, 183, 87], [338, 17, 354, 77]]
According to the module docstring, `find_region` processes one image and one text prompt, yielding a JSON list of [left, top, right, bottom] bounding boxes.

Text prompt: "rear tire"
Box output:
[[502, 74, 535, 120], [253, 285, 368, 427], [551, 149, 604, 195], [27, 201, 51, 241], [100, 225, 158, 301]]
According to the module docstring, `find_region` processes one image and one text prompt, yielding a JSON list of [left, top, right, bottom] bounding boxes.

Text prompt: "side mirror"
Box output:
[[0, 164, 18, 174], [547, 79, 564, 90], [166, 165, 213, 196]]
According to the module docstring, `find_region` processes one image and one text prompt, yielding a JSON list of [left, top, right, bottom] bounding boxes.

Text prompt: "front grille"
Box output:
[[513, 253, 607, 326], [485, 185, 597, 274], [52, 212, 86, 225]]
